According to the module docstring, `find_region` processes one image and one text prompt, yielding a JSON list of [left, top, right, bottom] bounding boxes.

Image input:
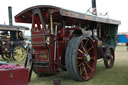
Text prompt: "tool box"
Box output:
[[0, 62, 29, 85]]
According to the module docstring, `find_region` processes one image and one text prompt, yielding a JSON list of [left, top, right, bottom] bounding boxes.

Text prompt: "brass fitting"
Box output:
[[50, 14, 53, 34]]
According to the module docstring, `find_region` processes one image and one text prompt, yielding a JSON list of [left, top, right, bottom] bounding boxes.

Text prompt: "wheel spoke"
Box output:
[[78, 49, 84, 54], [81, 41, 87, 53], [110, 55, 113, 60], [84, 39, 88, 48], [78, 62, 84, 67], [83, 65, 88, 78], [80, 66, 83, 76], [77, 52, 82, 57], [77, 56, 83, 59], [87, 45, 94, 53], [79, 64, 88, 79], [107, 54, 112, 64], [87, 64, 94, 72]]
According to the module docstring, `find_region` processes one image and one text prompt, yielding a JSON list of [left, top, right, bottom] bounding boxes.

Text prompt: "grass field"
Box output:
[[1, 46, 128, 85]]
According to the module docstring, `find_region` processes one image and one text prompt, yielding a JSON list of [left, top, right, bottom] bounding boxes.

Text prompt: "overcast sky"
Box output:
[[0, 0, 127, 35]]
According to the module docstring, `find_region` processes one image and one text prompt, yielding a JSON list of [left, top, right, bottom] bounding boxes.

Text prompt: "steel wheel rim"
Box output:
[[1, 54, 11, 60], [77, 38, 96, 80], [13, 46, 26, 61], [106, 48, 114, 67]]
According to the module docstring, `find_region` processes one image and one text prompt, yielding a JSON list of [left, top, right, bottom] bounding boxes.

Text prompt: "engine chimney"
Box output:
[[8, 6, 13, 26], [91, 0, 97, 15]]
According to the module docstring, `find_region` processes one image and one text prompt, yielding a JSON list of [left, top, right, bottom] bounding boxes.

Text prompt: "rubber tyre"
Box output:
[[65, 35, 97, 81], [104, 46, 115, 68], [1, 54, 9, 60], [1, 53, 12, 60]]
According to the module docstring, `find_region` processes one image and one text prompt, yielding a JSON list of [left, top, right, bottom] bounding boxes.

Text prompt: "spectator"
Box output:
[[26, 43, 32, 65], [126, 43, 128, 51]]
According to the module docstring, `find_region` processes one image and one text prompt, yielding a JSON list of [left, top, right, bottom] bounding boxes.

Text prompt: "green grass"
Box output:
[[0, 46, 128, 85]]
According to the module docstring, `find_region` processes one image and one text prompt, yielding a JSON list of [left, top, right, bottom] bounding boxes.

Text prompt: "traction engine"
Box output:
[[15, 0, 120, 81]]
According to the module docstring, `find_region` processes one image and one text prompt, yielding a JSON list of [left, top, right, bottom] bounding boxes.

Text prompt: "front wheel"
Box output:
[[12, 46, 26, 61], [65, 35, 97, 81], [104, 46, 115, 68]]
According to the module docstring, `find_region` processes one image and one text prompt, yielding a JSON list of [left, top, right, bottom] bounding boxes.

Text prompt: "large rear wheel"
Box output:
[[65, 35, 97, 81], [1, 53, 12, 60]]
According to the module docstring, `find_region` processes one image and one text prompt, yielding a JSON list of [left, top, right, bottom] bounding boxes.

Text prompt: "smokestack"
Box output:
[[8, 6, 13, 26], [91, 0, 97, 15]]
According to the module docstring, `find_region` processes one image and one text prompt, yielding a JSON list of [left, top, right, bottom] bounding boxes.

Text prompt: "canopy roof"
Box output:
[[15, 5, 121, 25], [0, 24, 29, 31]]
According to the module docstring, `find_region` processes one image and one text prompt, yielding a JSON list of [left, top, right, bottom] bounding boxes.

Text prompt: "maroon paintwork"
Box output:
[[0, 68, 29, 85], [15, 5, 121, 78], [15, 6, 73, 74], [15, 5, 120, 25]]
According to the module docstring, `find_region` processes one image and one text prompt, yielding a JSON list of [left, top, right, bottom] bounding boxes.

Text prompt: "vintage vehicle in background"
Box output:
[[118, 34, 128, 43], [0, 24, 29, 61], [0, 7, 29, 61], [15, 0, 120, 81]]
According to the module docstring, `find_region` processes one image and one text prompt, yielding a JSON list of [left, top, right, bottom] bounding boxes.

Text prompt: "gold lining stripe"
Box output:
[[32, 42, 46, 45], [32, 45, 45, 46], [32, 34, 45, 37]]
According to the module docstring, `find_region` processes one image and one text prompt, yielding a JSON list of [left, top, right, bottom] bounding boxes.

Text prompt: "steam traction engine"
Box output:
[[0, 7, 29, 61], [0, 24, 29, 61], [15, 4, 120, 81]]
